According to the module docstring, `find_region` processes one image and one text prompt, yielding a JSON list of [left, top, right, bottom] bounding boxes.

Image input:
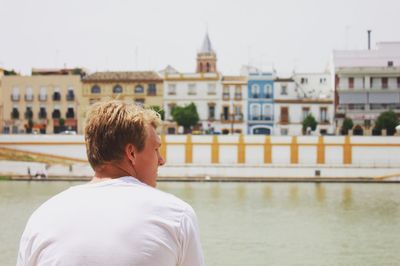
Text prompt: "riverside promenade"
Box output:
[[1, 134, 400, 182]]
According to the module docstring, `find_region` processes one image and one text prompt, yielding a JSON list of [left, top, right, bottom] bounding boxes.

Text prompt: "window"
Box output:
[[208, 84, 216, 95], [52, 106, 61, 119], [91, 85, 101, 94], [251, 104, 261, 120], [113, 85, 123, 94], [234, 105, 242, 121], [280, 128, 288, 135], [264, 84, 272, 98], [223, 86, 230, 100], [147, 84, 157, 96], [302, 107, 310, 120], [25, 87, 34, 101], [320, 107, 328, 123], [12, 87, 20, 101], [39, 106, 47, 119], [222, 106, 229, 121], [301, 77, 308, 84], [382, 78, 388, 89], [168, 84, 176, 95], [251, 84, 260, 98], [398, 77, 400, 89], [66, 107, 75, 118], [281, 84, 288, 95], [208, 104, 215, 120], [135, 85, 144, 94], [135, 99, 145, 106], [67, 87, 75, 101], [39, 87, 47, 101], [234, 86, 242, 100], [348, 77, 354, 89], [188, 84, 196, 95], [388, 61, 394, 67], [53, 88, 61, 101], [25, 106, 33, 119], [280, 107, 289, 123], [320, 78, 327, 84], [11, 107, 19, 119], [262, 104, 272, 120]]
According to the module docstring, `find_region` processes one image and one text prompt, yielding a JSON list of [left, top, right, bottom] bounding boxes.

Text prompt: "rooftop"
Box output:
[[83, 71, 162, 82]]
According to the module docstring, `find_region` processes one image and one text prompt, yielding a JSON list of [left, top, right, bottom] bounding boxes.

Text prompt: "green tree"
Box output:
[[341, 117, 354, 135], [150, 105, 165, 121], [374, 110, 399, 136], [302, 114, 318, 135], [171, 103, 199, 133]]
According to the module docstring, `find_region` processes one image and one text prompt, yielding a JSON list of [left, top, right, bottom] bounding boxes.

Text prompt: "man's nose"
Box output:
[[159, 155, 166, 166]]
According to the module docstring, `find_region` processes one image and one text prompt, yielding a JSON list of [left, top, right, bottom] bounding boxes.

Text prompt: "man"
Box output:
[[17, 100, 204, 266]]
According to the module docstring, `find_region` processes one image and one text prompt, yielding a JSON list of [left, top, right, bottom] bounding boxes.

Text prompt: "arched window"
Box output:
[[12, 87, 20, 101], [113, 84, 123, 93], [251, 104, 261, 120], [135, 85, 144, 93], [25, 87, 33, 101], [206, 62, 211, 72], [251, 84, 260, 98], [91, 85, 101, 94], [264, 84, 272, 98], [39, 87, 47, 101], [262, 104, 272, 120]]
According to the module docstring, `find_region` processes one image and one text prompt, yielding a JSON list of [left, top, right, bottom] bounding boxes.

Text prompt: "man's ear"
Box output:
[[125, 144, 136, 165]]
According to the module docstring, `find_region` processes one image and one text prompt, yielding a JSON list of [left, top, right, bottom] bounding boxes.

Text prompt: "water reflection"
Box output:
[[341, 186, 353, 208], [315, 183, 326, 204], [262, 185, 272, 200], [183, 183, 194, 200], [210, 183, 221, 201], [289, 185, 299, 203], [236, 184, 246, 202]]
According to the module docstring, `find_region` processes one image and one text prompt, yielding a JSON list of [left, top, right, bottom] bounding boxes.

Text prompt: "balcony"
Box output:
[[319, 119, 330, 125], [24, 110, 33, 119], [261, 116, 273, 121], [25, 94, 34, 102], [265, 94, 272, 99], [280, 116, 289, 124], [66, 110, 75, 119], [220, 113, 243, 123], [52, 110, 61, 119], [222, 93, 230, 100], [252, 94, 259, 99], [11, 95, 20, 101], [39, 95, 47, 102], [39, 110, 47, 119], [234, 94, 242, 100]]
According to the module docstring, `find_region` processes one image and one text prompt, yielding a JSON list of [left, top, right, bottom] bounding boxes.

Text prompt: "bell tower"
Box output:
[[196, 33, 217, 73]]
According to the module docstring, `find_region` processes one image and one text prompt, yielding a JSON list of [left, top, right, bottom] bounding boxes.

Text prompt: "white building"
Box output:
[[162, 33, 223, 134], [274, 72, 334, 135], [332, 42, 400, 135]]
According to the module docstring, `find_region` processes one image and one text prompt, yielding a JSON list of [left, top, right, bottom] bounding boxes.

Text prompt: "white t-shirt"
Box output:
[[17, 176, 204, 266]]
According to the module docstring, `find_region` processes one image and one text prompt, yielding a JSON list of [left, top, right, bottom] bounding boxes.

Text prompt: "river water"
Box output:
[[1, 181, 400, 266]]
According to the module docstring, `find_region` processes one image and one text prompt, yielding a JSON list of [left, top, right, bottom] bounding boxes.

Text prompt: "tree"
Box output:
[[302, 114, 317, 135], [150, 105, 165, 121], [374, 110, 399, 136], [341, 117, 354, 135], [171, 103, 199, 133]]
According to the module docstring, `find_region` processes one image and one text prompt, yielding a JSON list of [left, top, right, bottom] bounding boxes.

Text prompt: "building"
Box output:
[[81, 71, 163, 132], [333, 42, 400, 135], [0, 68, 4, 132], [274, 72, 334, 135], [163, 33, 223, 134], [1, 69, 82, 134], [245, 68, 275, 135], [220, 76, 247, 134]]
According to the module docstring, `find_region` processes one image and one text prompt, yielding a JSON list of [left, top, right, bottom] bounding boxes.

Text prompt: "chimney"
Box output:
[[367, 30, 371, 50]]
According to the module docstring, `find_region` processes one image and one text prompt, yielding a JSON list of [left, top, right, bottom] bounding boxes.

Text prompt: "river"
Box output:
[[1, 181, 400, 265]]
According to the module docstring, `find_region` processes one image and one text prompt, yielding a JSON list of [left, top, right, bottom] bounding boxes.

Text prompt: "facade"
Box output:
[[163, 33, 223, 134], [81, 71, 163, 133], [246, 71, 275, 135], [333, 42, 400, 135], [1, 70, 81, 134], [274, 73, 334, 135], [0, 68, 4, 132], [220, 76, 247, 134]]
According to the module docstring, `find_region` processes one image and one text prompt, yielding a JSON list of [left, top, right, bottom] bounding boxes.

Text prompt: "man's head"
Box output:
[[84, 100, 164, 186]]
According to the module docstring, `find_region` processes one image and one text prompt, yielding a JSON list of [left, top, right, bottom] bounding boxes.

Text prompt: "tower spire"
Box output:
[[196, 32, 217, 73]]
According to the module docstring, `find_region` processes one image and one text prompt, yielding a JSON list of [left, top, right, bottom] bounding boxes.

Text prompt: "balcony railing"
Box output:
[[220, 113, 243, 122], [280, 116, 289, 124], [25, 94, 34, 101], [222, 93, 230, 100], [66, 93, 75, 101], [39, 111, 47, 119], [39, 95, 47, 102], [11, 95, 20, 101], [53, 93, 61, 101], [11, 110, 19, 119], [234, 94, 242, 100]]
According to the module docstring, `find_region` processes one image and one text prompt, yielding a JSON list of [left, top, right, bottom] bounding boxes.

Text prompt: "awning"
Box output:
[[338, 92, 368, 104], [368, 92, 400, 104]]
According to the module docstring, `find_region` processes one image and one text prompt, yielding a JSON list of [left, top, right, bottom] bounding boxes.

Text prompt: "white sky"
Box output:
[[0, 0, 399, 76]]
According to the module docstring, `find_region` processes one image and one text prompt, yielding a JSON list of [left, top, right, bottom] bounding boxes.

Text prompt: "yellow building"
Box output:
[[80, 71, 163, 131], [1, 69, 82, 134]]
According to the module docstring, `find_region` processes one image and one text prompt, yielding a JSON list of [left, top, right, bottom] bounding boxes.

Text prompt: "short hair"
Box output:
[[84, 100, 161, 168]]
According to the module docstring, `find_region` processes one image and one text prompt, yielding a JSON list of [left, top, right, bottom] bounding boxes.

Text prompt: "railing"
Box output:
[[11, 95, 20, 101], [24, 95, 34, 102]]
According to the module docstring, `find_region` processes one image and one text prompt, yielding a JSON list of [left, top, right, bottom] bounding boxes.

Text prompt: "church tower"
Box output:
[[196, 33, 217, 73]]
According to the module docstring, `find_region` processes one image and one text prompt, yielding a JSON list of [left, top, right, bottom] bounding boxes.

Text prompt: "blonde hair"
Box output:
[[84, 100, 161, 168]]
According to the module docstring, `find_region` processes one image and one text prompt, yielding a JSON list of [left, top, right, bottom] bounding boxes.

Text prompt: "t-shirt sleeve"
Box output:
[[178, 206, 205, 266]]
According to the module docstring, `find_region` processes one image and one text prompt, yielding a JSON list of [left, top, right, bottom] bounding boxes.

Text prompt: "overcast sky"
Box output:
[[1, 0, 399, 76]]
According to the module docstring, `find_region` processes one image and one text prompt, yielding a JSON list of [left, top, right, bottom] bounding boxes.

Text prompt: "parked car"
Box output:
[[58, 130, 77, 135]]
